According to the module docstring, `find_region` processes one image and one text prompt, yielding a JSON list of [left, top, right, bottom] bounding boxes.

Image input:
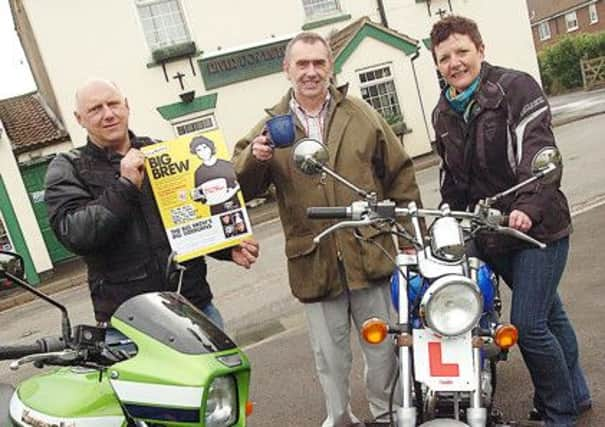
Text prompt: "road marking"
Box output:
[[571, 194, 605, 217], [243, 324, 306, 351], [254, 216, 281, 230]]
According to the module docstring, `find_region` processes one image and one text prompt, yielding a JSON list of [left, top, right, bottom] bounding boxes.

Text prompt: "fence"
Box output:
[[581, 56, 605, 90]]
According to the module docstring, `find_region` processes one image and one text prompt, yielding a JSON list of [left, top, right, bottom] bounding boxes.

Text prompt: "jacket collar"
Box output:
[[265, 84, 349, 116], [85, 130, 139, 160], [437, 62, 504, 115]]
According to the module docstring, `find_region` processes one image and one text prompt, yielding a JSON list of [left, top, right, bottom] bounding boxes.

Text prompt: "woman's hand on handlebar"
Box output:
[[508, 209, 533, 232]]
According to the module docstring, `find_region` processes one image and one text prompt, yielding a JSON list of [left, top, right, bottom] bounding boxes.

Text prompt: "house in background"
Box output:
[[527, 0, 604, 51], [0, 93, 73, 283], [10, 0, 540, 157], [7, 0, 540, 276]]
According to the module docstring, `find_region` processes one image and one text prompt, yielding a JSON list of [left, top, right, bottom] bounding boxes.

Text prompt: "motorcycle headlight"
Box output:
[[430, 217, 465, 261], [420, 275, 482, 336], [205, 375, 237, 427]]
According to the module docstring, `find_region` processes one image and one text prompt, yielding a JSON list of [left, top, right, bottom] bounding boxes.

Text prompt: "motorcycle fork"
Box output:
[[395, 253, 417, 427], [467, 258, 488, 427]]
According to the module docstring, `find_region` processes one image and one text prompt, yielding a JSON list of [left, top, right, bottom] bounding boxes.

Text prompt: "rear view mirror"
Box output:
[[292, 138, 329, 175], [0, 251, 25, 280], [531, 146, 562, 185]]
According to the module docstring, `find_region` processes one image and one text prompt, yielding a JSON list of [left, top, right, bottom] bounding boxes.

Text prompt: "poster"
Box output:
[[141, 129, 253, 262]]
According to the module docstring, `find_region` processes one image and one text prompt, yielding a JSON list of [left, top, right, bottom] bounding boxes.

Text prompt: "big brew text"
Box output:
[[148, 154, 189, 179]]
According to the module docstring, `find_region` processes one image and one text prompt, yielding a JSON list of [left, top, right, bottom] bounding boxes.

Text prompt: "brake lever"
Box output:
[[493, 225, 546, 249], [313, 218, 376, 244], [9, 349, 80, 371]]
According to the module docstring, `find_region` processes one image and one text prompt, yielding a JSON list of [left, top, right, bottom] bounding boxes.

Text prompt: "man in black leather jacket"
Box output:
[[44, 79, 258, 326]]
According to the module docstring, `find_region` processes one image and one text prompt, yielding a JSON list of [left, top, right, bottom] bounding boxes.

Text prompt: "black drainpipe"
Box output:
[[376, 0, 389, 27], [410, 47, 432, 146]]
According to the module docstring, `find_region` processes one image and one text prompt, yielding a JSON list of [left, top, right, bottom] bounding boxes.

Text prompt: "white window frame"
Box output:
[[357, 64, 403, 122], [538, 22, 551, 41], [589, 3, 599, 24], [302, 0, 342, 20], [171, 113, 217, 137], [0, 212, 13, 252], [565, 11, 579, 32], [136, 0, 191, 50]]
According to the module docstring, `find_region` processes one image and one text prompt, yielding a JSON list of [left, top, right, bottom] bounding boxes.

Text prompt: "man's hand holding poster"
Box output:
[[142, 130, 252, 262]]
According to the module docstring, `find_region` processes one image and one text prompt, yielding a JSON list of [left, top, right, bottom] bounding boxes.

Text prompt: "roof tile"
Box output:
[[0, 92, 69, 153]]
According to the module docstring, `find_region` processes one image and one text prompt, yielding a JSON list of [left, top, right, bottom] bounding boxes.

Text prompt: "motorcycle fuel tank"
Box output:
[[10, 367, 124, 426]]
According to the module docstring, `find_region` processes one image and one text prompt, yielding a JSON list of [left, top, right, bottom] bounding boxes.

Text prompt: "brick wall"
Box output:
[[532, 1, 605, 52]]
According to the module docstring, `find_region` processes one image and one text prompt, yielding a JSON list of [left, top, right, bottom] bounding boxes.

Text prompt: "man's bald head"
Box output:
[[75, 79, 123, 114], [74, 78, 130, 151]]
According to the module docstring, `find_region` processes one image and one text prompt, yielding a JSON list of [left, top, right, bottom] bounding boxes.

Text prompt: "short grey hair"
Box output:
[[284, 31, 334, 63]]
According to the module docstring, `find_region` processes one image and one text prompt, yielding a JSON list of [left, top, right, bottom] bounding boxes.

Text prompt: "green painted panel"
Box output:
[[18, 368, 123, 417], [199, 39, 290, 90], [110, 318, 250, 387], [156, 93, 218, 120], [423, 37, 432, 50], [302, 14, 352, 30], [20, 160, 74, 264], [334, 24, 418, 74], [0, 176, 39, 284]]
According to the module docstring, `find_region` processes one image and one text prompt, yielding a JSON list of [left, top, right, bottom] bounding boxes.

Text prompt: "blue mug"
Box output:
[[266, 114, 296, 148]]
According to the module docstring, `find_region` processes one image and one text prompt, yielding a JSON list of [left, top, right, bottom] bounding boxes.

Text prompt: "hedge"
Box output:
[[538, 32, 605, 94]]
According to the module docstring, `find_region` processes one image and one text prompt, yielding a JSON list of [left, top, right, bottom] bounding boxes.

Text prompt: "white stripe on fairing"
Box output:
[[110, 380, 203, 408], [10, 393, 123, 426], [514, 106, 549, 164]]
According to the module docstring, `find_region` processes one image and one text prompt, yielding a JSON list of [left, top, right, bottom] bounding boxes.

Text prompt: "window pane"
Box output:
[[590, 4, 598, 23], [137, 0, 190, 50], [139, 5, 151, 18], [358, 65, 403, 122], [302, 0, 341, 19]]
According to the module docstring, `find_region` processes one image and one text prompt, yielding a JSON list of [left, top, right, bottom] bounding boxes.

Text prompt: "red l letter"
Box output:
[[428, 342, 459, 377]]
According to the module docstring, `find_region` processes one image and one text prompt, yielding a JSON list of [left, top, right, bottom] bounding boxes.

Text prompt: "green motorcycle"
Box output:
[[0, 250, 252, 427]]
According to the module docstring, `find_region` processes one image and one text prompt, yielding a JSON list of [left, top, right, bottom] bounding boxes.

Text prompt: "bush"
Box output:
[[538, 32, 605, 94]]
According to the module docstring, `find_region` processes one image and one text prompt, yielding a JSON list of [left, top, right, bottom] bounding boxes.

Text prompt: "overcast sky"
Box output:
[[1, 0, 36, 100]]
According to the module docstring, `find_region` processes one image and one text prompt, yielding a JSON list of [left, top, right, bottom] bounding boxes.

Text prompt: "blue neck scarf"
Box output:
[[445, 76, 481, 115]]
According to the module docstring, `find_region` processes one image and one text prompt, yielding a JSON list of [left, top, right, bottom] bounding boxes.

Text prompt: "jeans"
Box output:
[[481, 237, 590, 427], [201, 301, 225, 330]]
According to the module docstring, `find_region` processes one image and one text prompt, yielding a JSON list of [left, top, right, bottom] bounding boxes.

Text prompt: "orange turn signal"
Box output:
[[495, 324, 518, 350], [361, 318, 389, 345], [246, 400, 254, 417]]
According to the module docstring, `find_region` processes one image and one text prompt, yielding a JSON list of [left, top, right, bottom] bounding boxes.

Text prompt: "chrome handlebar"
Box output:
[[310, 200, 546, 249]]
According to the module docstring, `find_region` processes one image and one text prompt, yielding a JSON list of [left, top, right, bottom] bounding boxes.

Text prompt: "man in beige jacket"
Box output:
[[233, 32, 421, 426]]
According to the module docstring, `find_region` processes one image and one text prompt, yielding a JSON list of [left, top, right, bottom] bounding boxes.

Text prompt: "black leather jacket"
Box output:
[[432, 62, 572, 253], [45, 134, 227, 321]]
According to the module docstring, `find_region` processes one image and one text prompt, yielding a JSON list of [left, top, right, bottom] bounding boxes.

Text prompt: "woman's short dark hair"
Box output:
[[189, 136, 216, 155], [430, 15, 483, 63]]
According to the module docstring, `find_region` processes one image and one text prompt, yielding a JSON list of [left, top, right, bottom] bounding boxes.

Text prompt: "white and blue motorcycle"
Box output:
[[292, 138, 561, 427]]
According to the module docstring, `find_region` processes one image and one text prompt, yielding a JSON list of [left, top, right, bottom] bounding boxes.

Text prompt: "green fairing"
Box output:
[[17, 368, 122, 418], [110, 318, 251, 425], [12, 317, 251, 426]]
